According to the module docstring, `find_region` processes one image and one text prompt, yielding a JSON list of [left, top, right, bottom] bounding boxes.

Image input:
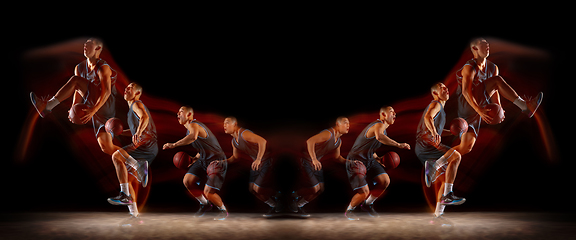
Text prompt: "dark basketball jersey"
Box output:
[[123, 100, 158, 163], [303, 128, 341, 162], [415, 100, 446, 142], [187, 120, 226, 163], [347, 120, 386, 163], [127, 100, 158, 145], [455, 58, 497, 135], [232, 128, 270, 161], [76, 58, 117, 137]]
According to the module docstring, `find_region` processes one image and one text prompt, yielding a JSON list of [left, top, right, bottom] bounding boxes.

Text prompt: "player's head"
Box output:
[[335, 116, 350, 134], [470, 37, 489, 58], [177, 106, 194, 125], [431, 82, 449, 101], [84, 38, 104, 59], [124, 82, 143, 102], [379, 105, 396, 125], [223, 116, 239, 134]]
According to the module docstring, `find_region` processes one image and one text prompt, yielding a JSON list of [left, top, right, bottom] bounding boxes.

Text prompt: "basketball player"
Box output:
[[415, 83, 465, 223], [163, 106, 228, 220], [455, 38, 543, 156], [107, 83, 158, 226], [30, 38, 120, 157], [345, 106, 410, 220], [294, 117, 350, 217], [223, 117, 276, 217]]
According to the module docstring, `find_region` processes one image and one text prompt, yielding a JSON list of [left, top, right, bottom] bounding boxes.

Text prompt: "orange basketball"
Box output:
[[382, 151, 400, 169], [68, 103, 89, 125], [173, 152, 191, 169]]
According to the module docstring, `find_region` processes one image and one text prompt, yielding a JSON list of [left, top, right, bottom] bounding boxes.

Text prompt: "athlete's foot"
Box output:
[[524, 92, 543, 118], [194, 202, 213, 218], [107, 192, 133, 205], [263, 206, 275, 217], [345, 209, 359, 221], [214, 208, 228, 221], [119, 214, 143, 227], [430, 214, 452, 227], [440, 192, 466, 205], [296, 207, 310, 218], [29, 92, 51, 118], [360, 201, 380, 218]]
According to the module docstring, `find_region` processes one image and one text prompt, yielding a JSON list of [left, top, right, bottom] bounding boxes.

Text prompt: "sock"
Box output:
[[128, 202, 139, 217], [264, 198, 276, 207], [434, 156, 448, 171], [347, 204, 356, 211], [217, 204, 227, 211], [120, 183, 130, 196], [444, 183, 454, 196], [365, 194, 378, 205], [434, 202, 445, 217], [513, 96, 527, 111], [45, 97, 60, 111], [196, 195, 208, 205], [297, 198, 309, 208]]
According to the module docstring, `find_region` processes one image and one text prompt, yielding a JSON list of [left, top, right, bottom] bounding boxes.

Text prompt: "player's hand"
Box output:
[[163, 142, 175, 150], [80, 107, 96, 124], [312, 159, 322, 171], [398, 143, 411, 150], [252, 159, 262, 171], [478, 108, 494, 124], [132, 133, 142, 147]]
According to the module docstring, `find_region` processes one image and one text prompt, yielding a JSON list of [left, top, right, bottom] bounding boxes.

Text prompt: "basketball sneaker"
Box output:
[[440, 192, 466, 205], [430, 214, 452, 227], [107, 192, 133, 205], [30, 92, 51, 118], [524, 92, 543, 118], [119, 214, 144, 227], [263, 206, 276, 217], [345, 209, 359, 221], [360, 201, 380, 218], [214, 208, 228, 221], [194, 202, 213, 218]]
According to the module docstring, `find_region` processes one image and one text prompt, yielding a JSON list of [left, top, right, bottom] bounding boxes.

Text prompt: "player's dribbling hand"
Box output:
[[163, 143, 175, 150], [398, 143, 411, 150]]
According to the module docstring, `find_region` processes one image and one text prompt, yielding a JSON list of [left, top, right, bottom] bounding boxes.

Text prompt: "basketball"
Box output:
[[484, 103, 505, 125], [68, 103, 89, 125], [105, 118, 123, 137], [382, 151, 400, 169], [173, 151, 191, 169], [450, 118, 468, 136]]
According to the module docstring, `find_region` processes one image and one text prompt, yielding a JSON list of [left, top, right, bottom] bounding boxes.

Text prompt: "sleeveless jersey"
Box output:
[[232, 128, 270, 161], [347, 120, 386, 163], [76, 58, 118, 136], [127, 100, 158, 144], [187, 120, 226, 163], [415, 100, 446, 142], [303, 128, 341, 162]]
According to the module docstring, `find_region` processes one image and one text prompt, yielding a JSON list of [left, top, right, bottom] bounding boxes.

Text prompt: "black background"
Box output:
[[6, 13, 570, 215]]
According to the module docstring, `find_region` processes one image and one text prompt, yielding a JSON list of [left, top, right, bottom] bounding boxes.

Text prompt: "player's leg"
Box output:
[[204, 186, 228, 220], [30, 76, 90, 117], [345, 186, 369, 220], [453, 131, 477, 155], [484, 76, 543, 117], [96, 131, 121, 155], [183, 173, 213, 217], [361, 173, 390, 218], [433, 149, 465, 217], [252, 183, 277, 217]]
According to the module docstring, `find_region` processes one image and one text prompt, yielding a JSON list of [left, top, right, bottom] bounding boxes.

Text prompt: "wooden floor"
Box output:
[[2, 211, 575, 239]]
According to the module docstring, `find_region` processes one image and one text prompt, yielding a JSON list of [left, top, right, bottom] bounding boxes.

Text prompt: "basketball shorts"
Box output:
[[299, 158, 324, 189], [415, 138, 451, 166], [122, 137, 158, 164], [249, 158, 275, 189], [347, 158, 386, 191], [187, 159, 228, 191]]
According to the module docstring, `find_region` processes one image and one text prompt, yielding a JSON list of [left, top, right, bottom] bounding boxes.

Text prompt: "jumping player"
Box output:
[[415, 83, 465, 223], [163, 106, 228, 221], [106, 83, 158, 226], [223, 117, 276, 217], [455, 38, 543, 156], [345, 106, 410, 220], [294, 117, 350, 217], [30, 38, 120, 156]]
